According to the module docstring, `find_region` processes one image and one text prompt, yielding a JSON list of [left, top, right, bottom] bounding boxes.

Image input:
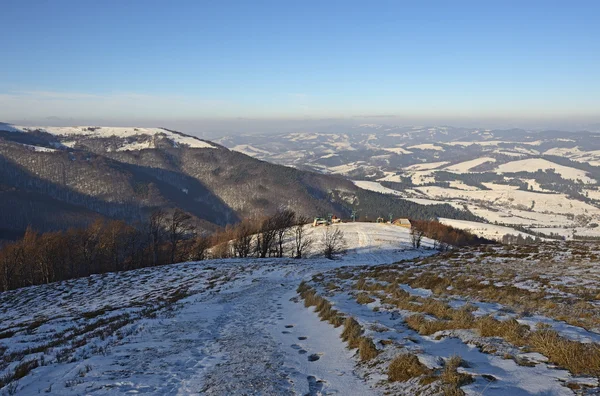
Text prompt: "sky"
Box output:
[[1, 0, 599, 133]]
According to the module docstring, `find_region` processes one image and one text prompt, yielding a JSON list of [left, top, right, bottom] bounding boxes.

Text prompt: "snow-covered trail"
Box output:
[[198, 267, 373, 395], [3, 223, 431, 395]]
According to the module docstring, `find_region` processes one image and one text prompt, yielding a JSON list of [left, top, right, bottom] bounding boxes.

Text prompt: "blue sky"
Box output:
[[1, 0, 599, 127]]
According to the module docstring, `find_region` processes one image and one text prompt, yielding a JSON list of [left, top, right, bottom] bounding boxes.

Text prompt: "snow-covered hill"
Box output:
[[217, 125, 600, 240], [0, 223, 433, 395], [4, 124, 215, 151], [2, 223, 598, 395]]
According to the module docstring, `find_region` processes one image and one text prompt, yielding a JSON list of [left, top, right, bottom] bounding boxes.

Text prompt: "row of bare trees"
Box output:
[[0, 208, 347, 292], [409, 219, 495, 249], [0, 209, 196, 292], [208, 209, 319, 260]]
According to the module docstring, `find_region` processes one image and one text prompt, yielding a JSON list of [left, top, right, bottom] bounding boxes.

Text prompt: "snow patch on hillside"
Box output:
[[10, 125, 215, 149], [353, 180, 402, 196], [407, 143, 445, 151], [382, 146, 412, 154], [495, 158, 594, 183], [439, 218, 534, 240], [445, 157, 496, 172]]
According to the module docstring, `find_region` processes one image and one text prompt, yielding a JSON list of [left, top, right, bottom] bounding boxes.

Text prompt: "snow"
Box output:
[[0, 223, 435, 396], [415, 185, 600, 218], [329, 161, 366, 174], [9, 125, 216, 149], [445, 157, 496, 173], [19, 143, 57, 152], [404, 161, 449, 171], [448, 180, 481, 191], [320, 153, 339, 159], [439, 218, 537, 240], [407, 143, 445, 151], [230, 144, 271, 156], [353, 180, 402, 196], [382, 146, 412, 155], [495, 158, 595, 184]]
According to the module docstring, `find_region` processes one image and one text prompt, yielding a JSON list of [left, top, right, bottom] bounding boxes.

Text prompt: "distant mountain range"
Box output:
[[217, 124, 600, 240], [0, 123, 476, 239]]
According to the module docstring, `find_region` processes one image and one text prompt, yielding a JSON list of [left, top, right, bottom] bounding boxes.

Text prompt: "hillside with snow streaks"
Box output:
[[218, 125, 600, 240], [11, 125, 216, 150], [3, 223, 599, 394], [0, 223, 434, 395]]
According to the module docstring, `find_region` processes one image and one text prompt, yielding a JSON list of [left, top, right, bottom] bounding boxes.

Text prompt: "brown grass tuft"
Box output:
[[341, 317, 363, 349], [388, 353, 430, 382], [358, 337, 379, 361], [356, 292, 376, 305], [441, 355, 474, 393]]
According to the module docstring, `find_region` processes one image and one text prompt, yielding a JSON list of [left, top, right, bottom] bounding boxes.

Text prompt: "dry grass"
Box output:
[[358, 337, 379, 361], [440, 355, 473, 394], [298, 284, 345, 327], [356, 292, 375, 305], [529, 328, 600, 376], [341, 317, 363, 349], [388, 353, 430, 382], [394, 246, 600, 331], [476, 316, 529, 346]]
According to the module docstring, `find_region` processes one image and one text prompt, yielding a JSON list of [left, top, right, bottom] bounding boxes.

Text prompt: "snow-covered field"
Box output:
[[352, 179, 600, 240], [0, 223, 434, 395], [8, 125, 215, 149], [494, 158, 595, 184], [299, 241, 600, 395], [352, 180, 403, 196], [5, 225, 600, 394], [439, 218, 536, 241]]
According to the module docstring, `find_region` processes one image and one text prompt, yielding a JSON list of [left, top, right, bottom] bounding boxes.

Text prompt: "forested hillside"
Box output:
[[0, 125, 478, 238]]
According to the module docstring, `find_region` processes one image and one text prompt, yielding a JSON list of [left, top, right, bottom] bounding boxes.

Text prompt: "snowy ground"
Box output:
[[300, 241, 600, 395], [4, 224, 600, 395], [0, 223, 434, 395]]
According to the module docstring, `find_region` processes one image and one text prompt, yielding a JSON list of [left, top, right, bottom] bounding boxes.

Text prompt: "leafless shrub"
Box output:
[[293, 215, 313, 258], [322, 226, 346, 259]]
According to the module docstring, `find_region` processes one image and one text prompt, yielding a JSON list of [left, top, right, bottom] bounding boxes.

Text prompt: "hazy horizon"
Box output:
[[2, 1, 599, 136]]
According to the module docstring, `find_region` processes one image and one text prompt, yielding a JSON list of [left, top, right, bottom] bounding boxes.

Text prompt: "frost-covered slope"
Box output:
[[218, 124, 600, 240], [8, 125, 216, 150], [495, 158, 595, 183], [0, 223, 433, 395]]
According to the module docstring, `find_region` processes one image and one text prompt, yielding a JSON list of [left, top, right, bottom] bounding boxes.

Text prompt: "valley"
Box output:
[[218, 125, 600, 241]]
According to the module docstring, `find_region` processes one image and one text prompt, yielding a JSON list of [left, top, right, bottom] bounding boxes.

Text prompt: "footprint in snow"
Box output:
[[282, 331, 291, 334], [298, 336, 307, 340], [308, 354, 321, 362], [291, 344, 301, 350], [285, 324, 294, 328], [306, 375, 324, 396], [298, 349, 307, 355]]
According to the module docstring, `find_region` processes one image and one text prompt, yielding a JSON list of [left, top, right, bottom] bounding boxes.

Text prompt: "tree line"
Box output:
[[409, 220, 495, 250], [0, 208, 346, 292]]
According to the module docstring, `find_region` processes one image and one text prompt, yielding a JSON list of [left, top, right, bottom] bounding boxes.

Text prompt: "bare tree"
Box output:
[[167, 209, 195, 263], [232, 220, 255, 258], [189, 235, 210, 261], [322, 226, 346, 260], [257, 216, 278, 258], [293, 215, 313, 258], [273, 209, 296, 258], [148, 209, 166, 266], [410, 227, 425, 248]]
